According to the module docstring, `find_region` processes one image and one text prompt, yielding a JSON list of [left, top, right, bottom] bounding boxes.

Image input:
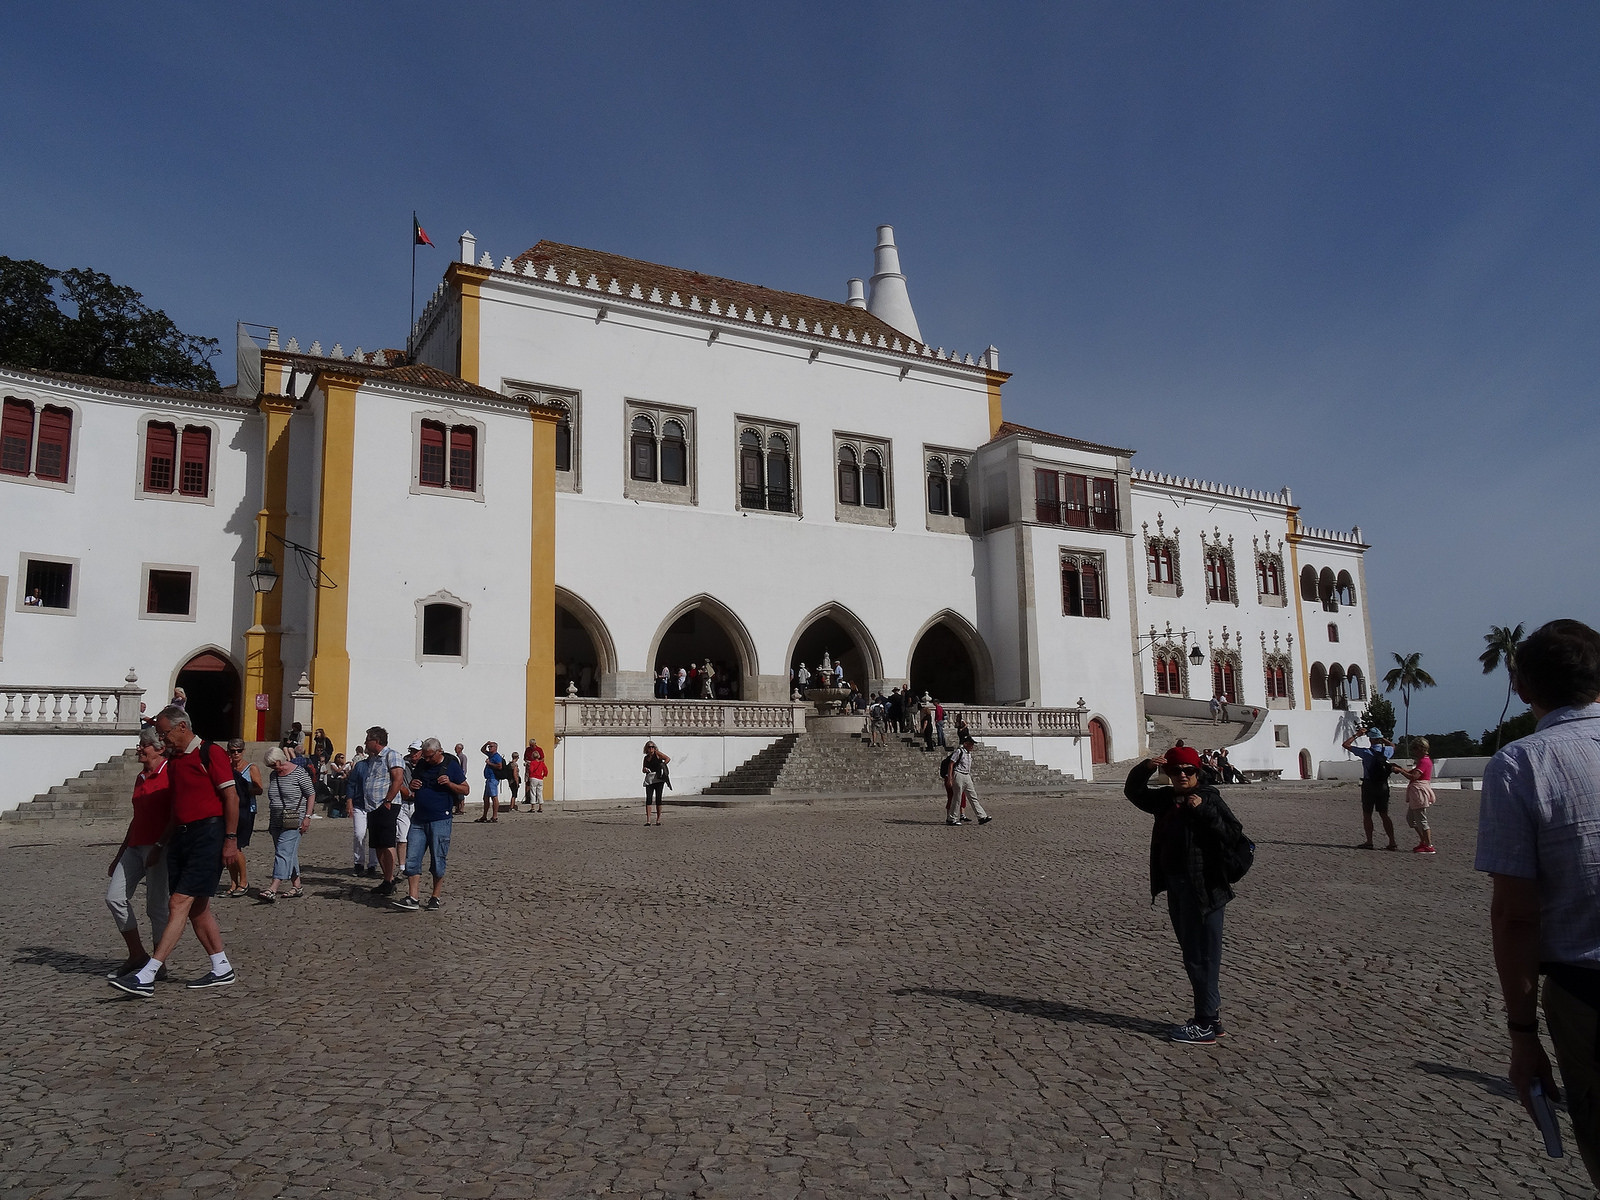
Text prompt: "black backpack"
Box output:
[[938, 753, 954, 782], [1215, 804, 1255, 883]]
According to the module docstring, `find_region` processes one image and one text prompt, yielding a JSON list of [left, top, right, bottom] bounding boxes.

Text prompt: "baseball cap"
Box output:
[[407, 739, 423, 751], [1166, 745, 1202, 769], [1367, 728, 1381, 738]]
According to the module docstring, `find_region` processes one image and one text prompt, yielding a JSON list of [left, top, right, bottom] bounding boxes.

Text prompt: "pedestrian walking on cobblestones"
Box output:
[[1124, 745, 1241, 1045], [110, 705, 240, 996], [354, 727, 407, 896], [104, 730, 172, 980], [1476, 619, 1600, 1188], [643, 741, 670, 825], [394, 738, 467, 911], [1395, 738, 1436, 853], [947, 736, 989, 826], [223, 738, 262, 897], [258, 747, 315, 901], [453, 744, 469, 815], [1343, 729, 1398, 850]]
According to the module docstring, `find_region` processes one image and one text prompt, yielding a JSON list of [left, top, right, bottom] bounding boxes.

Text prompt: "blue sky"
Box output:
[[4, 2, 1593, 738]]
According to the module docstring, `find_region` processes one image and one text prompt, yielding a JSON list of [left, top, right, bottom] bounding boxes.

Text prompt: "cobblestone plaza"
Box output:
[[1, 784, 1590, 1199]]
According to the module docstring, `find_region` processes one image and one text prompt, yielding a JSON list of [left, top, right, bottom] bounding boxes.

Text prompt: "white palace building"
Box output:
[[0, 226, 1375, 808]]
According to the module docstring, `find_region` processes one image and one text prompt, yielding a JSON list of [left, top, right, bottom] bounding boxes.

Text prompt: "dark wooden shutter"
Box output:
[[449, 426, 476, 491], [145, 421, 177, 492], [1091, 477, 1117, 530], [1, 399, 34, 476], [419, 422, 446, 486], [1082, 562, 1103, 618], [179, 426, 210, 495], [1063, 473, 1088, 527], [1034, 469, 1060, 524]]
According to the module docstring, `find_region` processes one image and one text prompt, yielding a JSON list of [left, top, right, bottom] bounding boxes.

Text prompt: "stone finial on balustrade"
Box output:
[[290, 671, 315, 736], [116, 668, 144, 729]]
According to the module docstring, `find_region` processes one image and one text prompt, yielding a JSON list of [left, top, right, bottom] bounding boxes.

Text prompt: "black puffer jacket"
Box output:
[[1124, 760, 1238, 916]]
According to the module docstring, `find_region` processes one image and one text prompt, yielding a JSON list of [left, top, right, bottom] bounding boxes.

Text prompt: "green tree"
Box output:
[[1382, 651, 1437, 754], [0, 256, 218, 390], [1355, 696, 1396, 740], [1482, 709, 1537, 753], [1478, 623, 1524, 753]]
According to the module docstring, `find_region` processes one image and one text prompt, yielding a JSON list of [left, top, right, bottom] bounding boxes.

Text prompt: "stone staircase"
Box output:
[[2, 748, 142, 826], [703, 730, 1080, 795], [1103, 711, 1256, 779]]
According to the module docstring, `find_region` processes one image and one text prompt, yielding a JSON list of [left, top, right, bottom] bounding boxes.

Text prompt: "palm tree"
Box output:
[[1382, 651, 1437, 755], [1479, 623, 1525, 753]]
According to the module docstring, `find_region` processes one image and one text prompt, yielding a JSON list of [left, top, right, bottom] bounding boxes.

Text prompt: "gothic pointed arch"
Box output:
[[648, 593, 760, 700], [554, 586, 618, 697], [905, 609, 995, 704], [170, 644, 244, 742], [784, 602, 885, 692]]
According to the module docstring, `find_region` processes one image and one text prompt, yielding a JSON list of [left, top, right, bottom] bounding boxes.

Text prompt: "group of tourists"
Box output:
[[653, 661, 738, 700], [1342, 729, 1438, 853], [865, 689, 959, 750]]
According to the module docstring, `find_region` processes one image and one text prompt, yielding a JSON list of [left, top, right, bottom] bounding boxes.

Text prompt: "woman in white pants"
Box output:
[[105, 730, 173, 979]]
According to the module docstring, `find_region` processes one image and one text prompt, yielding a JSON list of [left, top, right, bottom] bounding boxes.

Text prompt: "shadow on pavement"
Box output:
[[1254, 839, 1368, 850], [1415, 1060, 1517, 1099], [14, 945, 114, 977], [882, 819, 946, 826], [892, 987, 1167, 1037]]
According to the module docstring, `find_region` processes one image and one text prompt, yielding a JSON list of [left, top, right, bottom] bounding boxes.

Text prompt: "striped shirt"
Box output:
[[1475, 703, 1600, 968]]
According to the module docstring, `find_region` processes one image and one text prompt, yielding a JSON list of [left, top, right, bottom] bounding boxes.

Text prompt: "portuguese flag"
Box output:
[[414, 216, 434, 247]]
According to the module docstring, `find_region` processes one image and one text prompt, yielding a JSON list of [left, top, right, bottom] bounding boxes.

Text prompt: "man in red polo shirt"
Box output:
[[110, 705, 240, 996]]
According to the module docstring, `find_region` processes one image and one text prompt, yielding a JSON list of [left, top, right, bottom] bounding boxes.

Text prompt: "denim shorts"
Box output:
[[167, 816, 224, 898], [404, 817, 452, 878]]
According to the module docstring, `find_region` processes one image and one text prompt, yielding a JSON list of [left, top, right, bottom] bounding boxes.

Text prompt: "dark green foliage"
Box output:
[[0, 256, 218, 390], [1482, 709, 1537, 752], [1355, 696, 1397, 739], [1480, 623, 1525, 753], [1412, 730, 1480, 757]]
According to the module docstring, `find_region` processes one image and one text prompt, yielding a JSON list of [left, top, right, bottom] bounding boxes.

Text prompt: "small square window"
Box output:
[[1274, 725, 1290, 748], [423, 604, 463, 657], [148, 570, 192, 615], [18, 555, 77, 614]]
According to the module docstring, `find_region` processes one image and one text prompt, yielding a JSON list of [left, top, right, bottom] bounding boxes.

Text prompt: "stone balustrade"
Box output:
[[555, 699, 807, 737], [1, 670, 144, 733], [943, 704, 1088, 738]]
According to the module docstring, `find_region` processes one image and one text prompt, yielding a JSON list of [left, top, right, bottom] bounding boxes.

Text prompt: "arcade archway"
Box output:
[[906, 612, 993, 704], [650, 595, 757, 700], [787, 604, 883, 694], [174, 649, 241, 741], [555, 587, 616, 698]]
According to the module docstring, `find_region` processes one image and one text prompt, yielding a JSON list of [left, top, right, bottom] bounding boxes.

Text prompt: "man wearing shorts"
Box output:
[[355, 726, 407, 897], [1343, 728, 1397, 850], [394, 738, 467, 912], [110, 705, 239, 996]]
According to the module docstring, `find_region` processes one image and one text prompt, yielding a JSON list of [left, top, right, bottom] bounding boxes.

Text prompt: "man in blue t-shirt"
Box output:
[[478, 740, 505, 822], [394, 738, 467, 912], [1342, 728, 1396, 850]]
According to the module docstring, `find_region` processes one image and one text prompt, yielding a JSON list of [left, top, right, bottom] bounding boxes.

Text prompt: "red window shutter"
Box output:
[[34, 407, 71, 481], [1064, 474, 1088, 527], [1082, 562, 1102, 618], [1217, 559, 1230, 602], [1061, 563, 1081, 616], [1091, 477, 1117, 530], [1034, 469, 1060, 524], [449, 426, 476, 491], [179, 426, 210, 495], [145, 422, 177, 492], [1, 399, 34, 476], [419, 422, 445, 486]]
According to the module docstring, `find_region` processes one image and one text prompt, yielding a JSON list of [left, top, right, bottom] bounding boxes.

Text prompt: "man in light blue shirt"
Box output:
[[1475, 619, 1600, 1187]]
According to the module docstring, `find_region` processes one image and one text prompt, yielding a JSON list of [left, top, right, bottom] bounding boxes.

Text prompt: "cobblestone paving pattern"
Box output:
[[1, 785, 1592, 1199]]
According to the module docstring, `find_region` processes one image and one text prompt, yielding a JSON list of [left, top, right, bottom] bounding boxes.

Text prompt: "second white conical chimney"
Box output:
[[865, 225, 922, 343]]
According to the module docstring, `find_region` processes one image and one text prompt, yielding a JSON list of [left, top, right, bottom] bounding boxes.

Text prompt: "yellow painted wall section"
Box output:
[[525, 406, 560, 776], [309, 374, 361, 752], [243, 396, 295, 734], [449, 263, 491, 386], [985, 371, 1005, 437], [1285, 509, 1311, 708]]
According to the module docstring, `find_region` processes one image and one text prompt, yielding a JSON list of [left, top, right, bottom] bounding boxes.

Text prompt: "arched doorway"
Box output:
[[174, 650, 241, 741], [907, 613, 992, 703], [1298, 749, 1312, 780], [1089, 717, 1109, 765], [555, 588, 616, 698], [787, 604, 883, 694], [650, 596, 757, 700]]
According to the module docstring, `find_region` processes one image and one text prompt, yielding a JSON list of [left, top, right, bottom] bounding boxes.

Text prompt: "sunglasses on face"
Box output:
[[1170, 765, 1200, 776]]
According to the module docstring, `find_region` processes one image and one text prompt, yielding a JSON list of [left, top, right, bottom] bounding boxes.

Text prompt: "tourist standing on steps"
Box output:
[[1475, 619, 1600, 1189], [1124, 745, 1239, 1045], [105, 729, 172, 981], [946, 736, 990, 826], [394, 738, 466, 912], [1209, 694, 1222, 724], [110, 704, 239, 996], [1343, 729, 1398, 850], [643, 741, 670, 825]]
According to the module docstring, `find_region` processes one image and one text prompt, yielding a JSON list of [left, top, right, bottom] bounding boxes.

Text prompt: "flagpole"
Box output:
[[409, 211, 418, 362]]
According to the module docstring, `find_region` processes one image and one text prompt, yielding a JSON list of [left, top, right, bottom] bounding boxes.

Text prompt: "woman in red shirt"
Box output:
[[104, 731, 174, 980]]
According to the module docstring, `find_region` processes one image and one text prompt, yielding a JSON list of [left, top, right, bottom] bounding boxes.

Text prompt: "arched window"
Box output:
[[1292, 563, 1318, 601], [837, 444, 860, 505], [1309, 661, 1327, 700], [0, 398, 33, 476], [1258, 556, 1281, 596], [950, 461, 969, 518], [1212, 659, 1237, 705], [1347, 665, 1366, 700], [1328, 663, 1348, 709], [417, 418, 477, 491], [739, 429, 764, 508], [630, 415, 657, 481], [421, 603, 463, 658], [1205, 551, 1231, 602], [1155, 652, 1183, 696], [766, 431, 792, 513], [660, 419, 687, 485], [927, 457, 948, 515], [1336, 570, 1356, 607], [862, 448, 885, 509], [1327, 623, 1340, 643], [1319, 567, 1338, 612], [142, 420, 211, 497], [2, 399, 74, 485], [554, 401, 572, 473], [1061, 552, 1106, 618]]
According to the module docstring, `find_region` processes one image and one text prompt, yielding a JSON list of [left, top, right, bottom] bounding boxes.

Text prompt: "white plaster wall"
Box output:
[[0, 733, 141, 814], [551, 734, 780, 802], [977, 532, 1023, 703]]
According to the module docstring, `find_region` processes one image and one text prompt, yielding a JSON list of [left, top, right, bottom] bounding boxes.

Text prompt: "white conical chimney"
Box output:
[[845, 278, 866, 309], [865, 225, 922, 342]]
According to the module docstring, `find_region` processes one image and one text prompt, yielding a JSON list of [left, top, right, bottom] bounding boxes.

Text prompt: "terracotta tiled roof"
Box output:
[[266, 352, 508, 403], [511, 241, 942, 357], [988, 420, 1135, 459], [0, 363, 255, 408]]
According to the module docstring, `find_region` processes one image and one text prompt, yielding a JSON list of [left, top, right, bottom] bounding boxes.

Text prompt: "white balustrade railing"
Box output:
[[555, 699, 806, 737], [943, 703, 1088, 738], [1, 670, 144, 733]]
